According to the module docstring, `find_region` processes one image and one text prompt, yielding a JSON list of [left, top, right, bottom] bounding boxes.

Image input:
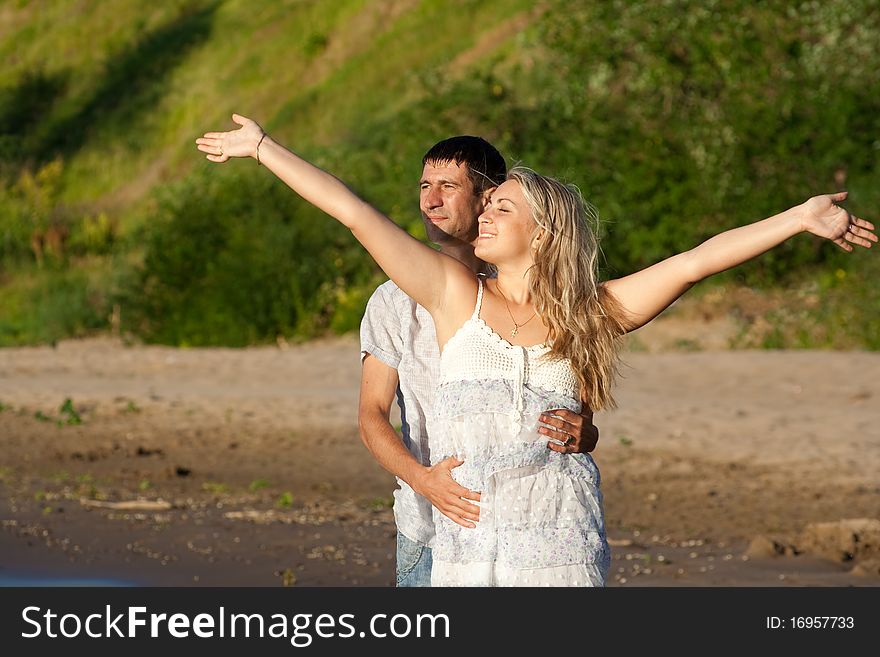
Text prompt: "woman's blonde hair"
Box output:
[[508, 166, 628, 410]]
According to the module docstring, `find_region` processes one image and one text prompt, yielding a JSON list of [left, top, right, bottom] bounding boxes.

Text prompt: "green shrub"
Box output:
[[124, 165, 378, 346], [0, 265, 110, 346]]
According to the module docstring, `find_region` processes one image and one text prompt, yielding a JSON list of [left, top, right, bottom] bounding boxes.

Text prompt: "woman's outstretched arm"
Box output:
[[195, 114, 467, 315], [603, 193, 877, 332]]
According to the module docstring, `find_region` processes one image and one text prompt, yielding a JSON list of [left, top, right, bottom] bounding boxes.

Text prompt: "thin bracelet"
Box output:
[[255, 132, 267, 166]]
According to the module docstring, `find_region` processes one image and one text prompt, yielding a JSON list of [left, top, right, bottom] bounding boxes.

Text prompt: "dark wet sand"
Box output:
[[1, 336, 878, 587]]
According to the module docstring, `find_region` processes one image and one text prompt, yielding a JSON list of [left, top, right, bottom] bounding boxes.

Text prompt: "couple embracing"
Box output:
[[196, 115, 875, 587]]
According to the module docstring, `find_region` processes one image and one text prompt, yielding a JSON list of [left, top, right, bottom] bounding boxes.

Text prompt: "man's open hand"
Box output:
[[412, 457, 481, 529], [539, 407, 599, 454]]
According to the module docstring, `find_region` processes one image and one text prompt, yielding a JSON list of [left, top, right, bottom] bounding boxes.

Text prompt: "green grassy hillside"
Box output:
[[1, 0, 877, 347]]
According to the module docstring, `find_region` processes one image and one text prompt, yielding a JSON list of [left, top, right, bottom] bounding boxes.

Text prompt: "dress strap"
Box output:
[[471, 277, 484, 320]]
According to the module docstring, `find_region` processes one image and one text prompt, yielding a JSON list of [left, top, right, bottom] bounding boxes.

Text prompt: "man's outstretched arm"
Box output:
[[358, 354, 482, 529]]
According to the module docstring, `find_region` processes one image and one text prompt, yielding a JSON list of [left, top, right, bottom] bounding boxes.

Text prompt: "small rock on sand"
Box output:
[[745, 535, 794, 558], [796, 518, 880, 563], [850, 559, 880, 577]]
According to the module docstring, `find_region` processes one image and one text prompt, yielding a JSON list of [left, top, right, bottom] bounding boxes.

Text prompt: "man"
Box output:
[[358, 137, 599, 587]]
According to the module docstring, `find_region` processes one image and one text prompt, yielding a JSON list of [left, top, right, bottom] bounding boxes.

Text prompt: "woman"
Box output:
[[196, 115, 876, 586]]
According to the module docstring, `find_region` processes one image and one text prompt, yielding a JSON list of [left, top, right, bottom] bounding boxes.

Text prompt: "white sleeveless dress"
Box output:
[[428, 278, 611, 587]]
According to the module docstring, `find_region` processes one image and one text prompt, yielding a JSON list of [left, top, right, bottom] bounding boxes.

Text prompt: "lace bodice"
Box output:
[[439, 277, 581, 419], [427, 277, 609, 587]]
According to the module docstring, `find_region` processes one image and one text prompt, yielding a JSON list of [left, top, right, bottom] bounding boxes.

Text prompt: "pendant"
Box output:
[[511, 327, 518, 337]]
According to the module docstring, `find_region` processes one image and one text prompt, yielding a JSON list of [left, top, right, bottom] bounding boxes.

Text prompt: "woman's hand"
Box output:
[[193, 111, 464, 319], [195, 113, 265, 163], [801, 191, 877, 252]]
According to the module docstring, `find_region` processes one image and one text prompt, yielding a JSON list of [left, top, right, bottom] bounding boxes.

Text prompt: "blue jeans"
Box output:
[[396, 530, 432, 587]]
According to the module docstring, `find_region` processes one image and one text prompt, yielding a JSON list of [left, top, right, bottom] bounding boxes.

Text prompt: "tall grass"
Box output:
[[0, 0, 877, 347]]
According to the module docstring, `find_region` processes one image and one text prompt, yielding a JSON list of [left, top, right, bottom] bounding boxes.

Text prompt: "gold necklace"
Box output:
[[495, 279, 536, 338]]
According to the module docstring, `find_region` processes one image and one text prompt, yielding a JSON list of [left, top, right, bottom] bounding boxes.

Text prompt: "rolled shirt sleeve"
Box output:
[[360, 281, 403, 368]]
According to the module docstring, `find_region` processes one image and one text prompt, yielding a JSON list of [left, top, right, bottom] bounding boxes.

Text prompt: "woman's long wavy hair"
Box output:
[[508, 166, 628, 410]]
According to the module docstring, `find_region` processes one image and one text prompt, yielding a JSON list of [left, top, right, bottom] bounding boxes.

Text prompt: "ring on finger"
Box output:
[[563, 435, 574, 447]]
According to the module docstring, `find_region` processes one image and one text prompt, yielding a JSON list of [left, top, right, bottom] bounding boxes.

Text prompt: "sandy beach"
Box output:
[[1, 321, 878, 587]]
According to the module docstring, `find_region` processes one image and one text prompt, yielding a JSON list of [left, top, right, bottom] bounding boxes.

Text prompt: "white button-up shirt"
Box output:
[[360, 280, 439, 547]]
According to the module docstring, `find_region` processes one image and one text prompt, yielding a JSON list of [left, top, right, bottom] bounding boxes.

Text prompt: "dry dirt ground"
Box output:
[[1, 323, 878, 587]]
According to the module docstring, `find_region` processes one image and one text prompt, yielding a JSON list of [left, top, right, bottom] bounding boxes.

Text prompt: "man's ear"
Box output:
[[480, 186, 496, 210]]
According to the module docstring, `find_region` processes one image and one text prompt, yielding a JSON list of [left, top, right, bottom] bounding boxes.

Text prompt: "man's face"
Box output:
[[419, 160, 487, 245]]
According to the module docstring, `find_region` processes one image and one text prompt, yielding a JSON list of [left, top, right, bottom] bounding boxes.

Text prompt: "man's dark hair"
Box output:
[[422, 136, 506, 194]]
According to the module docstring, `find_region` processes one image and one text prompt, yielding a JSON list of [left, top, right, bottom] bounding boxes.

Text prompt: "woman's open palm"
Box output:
[[195, 113, 264, 163], [802, 191, 876, 251]]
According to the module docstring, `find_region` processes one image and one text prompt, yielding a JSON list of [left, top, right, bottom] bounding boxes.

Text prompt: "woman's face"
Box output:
[[474, 179, 537, 266]]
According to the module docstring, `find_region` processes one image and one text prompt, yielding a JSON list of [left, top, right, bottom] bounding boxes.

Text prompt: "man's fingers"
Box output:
[[447, 513, 476, 529], [542, 409, 580, 424], [441, 486, 481, 516], [538, 414, 578, 448], [451, 484, 481, 502], [440, 456, 465, 468], [539, 425, 572, 444], [449, 493, 480, 513], [448, 504, 480, 523], [539, 412, 578, 433], [441, 509, 476, 529], [449, 495, 481, 521], [428, 456, 481, 527], [429, 492, 480, 524]]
